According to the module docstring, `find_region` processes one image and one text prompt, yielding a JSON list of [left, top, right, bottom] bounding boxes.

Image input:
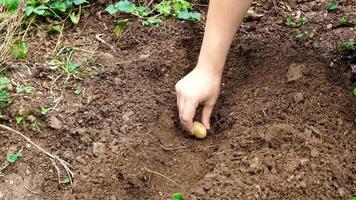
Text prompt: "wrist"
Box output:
[[196, 59, 224, 78]]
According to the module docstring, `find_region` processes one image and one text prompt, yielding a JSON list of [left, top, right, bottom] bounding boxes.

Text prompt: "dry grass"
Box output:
[[0, 2, 24, 65]]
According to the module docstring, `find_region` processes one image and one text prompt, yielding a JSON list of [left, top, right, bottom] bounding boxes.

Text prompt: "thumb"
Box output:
[[202, 104, 214, 130]]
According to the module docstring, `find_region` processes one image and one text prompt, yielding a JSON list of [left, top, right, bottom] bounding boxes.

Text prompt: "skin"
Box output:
[[175, 0, 252, 134]]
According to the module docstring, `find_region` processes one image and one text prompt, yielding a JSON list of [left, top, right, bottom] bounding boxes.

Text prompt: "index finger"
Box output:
[[180, 98, 198, 134]]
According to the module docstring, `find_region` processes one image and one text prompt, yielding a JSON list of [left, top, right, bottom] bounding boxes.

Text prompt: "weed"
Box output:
[[339, 15, 351, 25], [326, 2, 338, 11], [352, 88, 356, 96], [114, 19, 129, 37], [295, 32, 314, 41], [339, 41, 355, 51], [10, 40, 29, 59], [285, 16, 307, 27], [0, 76, 11, 108], [142, 18, 163, 27], [106, 0, 200, 27], [15, 115, 25, 124], [16, 85, 34, 94], [74, 87, 81, 95], [41, 106, 49, 115], [7, 150, 22, 163], [0, 112, 4, 119], [171, 193, 184, 200], [60, 177, 71, 185]]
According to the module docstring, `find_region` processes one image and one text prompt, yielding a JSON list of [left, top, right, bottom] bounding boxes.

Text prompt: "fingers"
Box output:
[[180, 99, 198, 134], [202, 104, 214, 130]]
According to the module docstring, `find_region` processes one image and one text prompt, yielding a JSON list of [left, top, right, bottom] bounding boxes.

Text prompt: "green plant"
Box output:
[[15, 115, 25, 124], [171, 193, 184, 200], [40, 106, 49, 115], [7, 151, 22, 163], [16, 85, 34, 94], [10, 40, 29, 59], [114, 19, 129, 37], [74, 87, 81, 95], [339, 41, 355, 51], [0, 112, 4, 119], [295, 32, 314, 41], [0, 76, 11, 108], [285, 16, 307, 27], [326, 2, 338, 11], [352, 88, 356, 96], [340, 15, 351, 25], [60, 177, 71, 185], [106, 0, 201, 27]]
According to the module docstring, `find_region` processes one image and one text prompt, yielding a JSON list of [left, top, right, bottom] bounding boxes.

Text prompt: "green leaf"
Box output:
[[40, 106, 49, 115], [73, 0, 87, 5], [7, 151, 22, 163], [142, 18, 162, 27], [157, 1, 171, 16], [11, 40, 29, 59], [61, 178, 71, 184], [69, 13, 79, 24], [105, 4, 118, 14], [67, 63, 79, 73], [46, 24, 62, 33], [352, 88, 356, 96], [114, 0, 135, 13], [16, 85, 34, 94], [32, 5, 48, 15], [173, 0, 191, 15], [0, 76, 10, 90], [132, 6, 150, 17], [74, 87, 82, 95], [340, 15, 350, 25], [16, 116, 24, 124], [171, 192, 184, 200], [339, 41, 355, 50], [50, 2, 67, 12], [2, 0, 20, 12], [0, 112, 4, 119], [326, 2, 338, 11], [177, 11, 200, 21], [0, 91, 9, 108], [114, 19, 129, 37]]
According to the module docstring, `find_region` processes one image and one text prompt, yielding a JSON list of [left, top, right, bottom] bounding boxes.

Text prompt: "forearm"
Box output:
[[197, 0, 252, 75]]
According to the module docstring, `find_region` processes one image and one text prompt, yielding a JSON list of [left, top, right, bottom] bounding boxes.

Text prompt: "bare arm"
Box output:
[[175, 0, 252, 134]]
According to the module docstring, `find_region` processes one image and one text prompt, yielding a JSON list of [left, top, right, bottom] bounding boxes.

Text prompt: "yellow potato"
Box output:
[[193, 122, 207, 139]]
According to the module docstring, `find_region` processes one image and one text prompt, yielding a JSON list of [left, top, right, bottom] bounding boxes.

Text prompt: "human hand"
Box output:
[[175, 66, 221, 134]]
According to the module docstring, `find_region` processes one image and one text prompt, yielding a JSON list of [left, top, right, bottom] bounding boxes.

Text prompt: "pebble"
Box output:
[[287, 64, 304, 82], [49, 116, 63, 130], [293, 92, 304, 103], [93, 142, 106, 157]]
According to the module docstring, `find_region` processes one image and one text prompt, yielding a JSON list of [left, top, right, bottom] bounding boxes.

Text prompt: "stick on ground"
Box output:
[[0, 124, 74, 184]]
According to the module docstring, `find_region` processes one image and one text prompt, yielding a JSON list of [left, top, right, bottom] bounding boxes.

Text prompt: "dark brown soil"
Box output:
[[0, 0, 355, 199]]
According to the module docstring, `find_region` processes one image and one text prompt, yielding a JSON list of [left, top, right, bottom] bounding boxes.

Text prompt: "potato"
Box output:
[[193, 122, 207, 139]]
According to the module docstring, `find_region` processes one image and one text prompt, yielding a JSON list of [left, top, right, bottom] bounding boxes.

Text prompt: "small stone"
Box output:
[[122, 111, 134, 122], [27, 115, 36, 123], [25, 168, 31, 175], [93, 142, 106, 157], [300, 158, 309, 166], [300, 181, 307, 188], [76, 157, 87, 165], [293, 92, 304, 103], [326, 24, 332, 29], [287, 64, 304, 82], [310, 149, 319, 158], [49, 116, 63, 129], [338, 187, 345, 197], [249, 157, 261, 169]]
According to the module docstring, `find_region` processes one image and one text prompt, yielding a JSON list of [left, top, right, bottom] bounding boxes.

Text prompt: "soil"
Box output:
[[0, 0, 355, 199]]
